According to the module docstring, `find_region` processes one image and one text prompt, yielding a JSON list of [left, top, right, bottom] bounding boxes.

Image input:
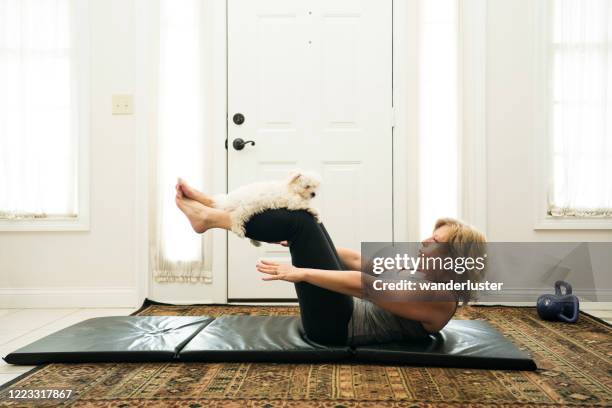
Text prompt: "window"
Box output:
[[0, 0, 89, 230], [418, 0, 460, 238], [150, 0, 213, 283], [547, 0, 612, 217]]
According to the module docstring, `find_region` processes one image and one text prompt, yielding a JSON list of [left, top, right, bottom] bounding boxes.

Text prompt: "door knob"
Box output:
[[233, 113, 245, 125], [232, 138, 255, 151]]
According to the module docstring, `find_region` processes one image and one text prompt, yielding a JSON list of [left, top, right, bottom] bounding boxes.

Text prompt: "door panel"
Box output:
[[227, 0, 392, 299]]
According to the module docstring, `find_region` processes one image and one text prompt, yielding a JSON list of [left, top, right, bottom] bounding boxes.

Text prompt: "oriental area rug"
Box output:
[[0, 302, 610, 407]]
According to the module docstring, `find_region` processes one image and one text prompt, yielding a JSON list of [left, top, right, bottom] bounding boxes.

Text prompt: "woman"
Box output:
[[175, 179, 487, 346]]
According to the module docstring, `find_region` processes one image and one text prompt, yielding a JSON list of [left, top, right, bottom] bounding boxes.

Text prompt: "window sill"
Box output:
[[534, 216, 612, 230], [0, 216, 90, 232]]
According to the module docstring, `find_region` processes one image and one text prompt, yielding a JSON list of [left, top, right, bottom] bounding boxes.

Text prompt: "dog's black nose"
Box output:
[[311, 192, 316, 198]]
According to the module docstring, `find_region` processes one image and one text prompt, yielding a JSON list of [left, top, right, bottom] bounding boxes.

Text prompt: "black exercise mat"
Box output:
[[3, 316, 213, 365], [353, 320, 537, 370], [3, 315, 536, 370], [180, 315, 351, 362]]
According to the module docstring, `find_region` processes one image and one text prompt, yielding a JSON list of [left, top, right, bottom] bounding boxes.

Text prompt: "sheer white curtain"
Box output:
[[0, 0, 79, 218], [549, 0, 612, 216], [418, 0, 459, 237], [150, 0, 214, 283]]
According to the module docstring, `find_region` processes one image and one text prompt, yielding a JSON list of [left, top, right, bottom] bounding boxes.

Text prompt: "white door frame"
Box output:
[[138, 0, 487, 305], [207, 0, 230, 304]]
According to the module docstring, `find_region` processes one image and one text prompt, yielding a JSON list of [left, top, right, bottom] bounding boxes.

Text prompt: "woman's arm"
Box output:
[[276, 241, 361, 271], [302, 268, 362, 297], [335, 247, 362, 270], [256, 260, 362, 297], [256, 260, 455, 332]]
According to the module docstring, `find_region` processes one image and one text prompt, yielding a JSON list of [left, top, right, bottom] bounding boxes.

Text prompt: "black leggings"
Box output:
[[244, 209, 354, 345]]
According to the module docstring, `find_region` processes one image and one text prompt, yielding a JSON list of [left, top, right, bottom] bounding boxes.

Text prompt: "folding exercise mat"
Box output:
[[3, 315, 537, 370]]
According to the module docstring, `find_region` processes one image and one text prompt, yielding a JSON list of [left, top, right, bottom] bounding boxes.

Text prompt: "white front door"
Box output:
[[227, 0, 393, 300]]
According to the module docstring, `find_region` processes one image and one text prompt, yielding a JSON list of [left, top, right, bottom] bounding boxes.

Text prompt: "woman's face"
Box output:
[[422, 225, 451, 244], [418, 225, 452, 276]]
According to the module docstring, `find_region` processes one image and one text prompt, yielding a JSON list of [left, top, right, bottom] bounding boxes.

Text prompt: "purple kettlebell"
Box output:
[[536, 281, 580, 323]]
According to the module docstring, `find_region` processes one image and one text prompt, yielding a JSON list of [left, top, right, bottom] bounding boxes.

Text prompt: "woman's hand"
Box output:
[[256, 260, 306, 282]]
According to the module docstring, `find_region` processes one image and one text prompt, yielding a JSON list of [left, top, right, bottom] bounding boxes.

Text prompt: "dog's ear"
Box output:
[[288, 171, 302, 184]]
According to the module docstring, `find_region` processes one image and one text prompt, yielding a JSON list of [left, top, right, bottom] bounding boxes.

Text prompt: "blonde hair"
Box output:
[[434, 217, 487, 304]]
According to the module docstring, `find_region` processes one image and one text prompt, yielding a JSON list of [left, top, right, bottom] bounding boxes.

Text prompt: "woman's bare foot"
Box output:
[[175, 196, 214, 233], [175, 192, 233, 233], [176, 178, 215, 207]]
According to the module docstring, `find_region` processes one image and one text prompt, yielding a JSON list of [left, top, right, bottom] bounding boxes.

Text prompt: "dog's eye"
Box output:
[[306, 185, 311, 188]]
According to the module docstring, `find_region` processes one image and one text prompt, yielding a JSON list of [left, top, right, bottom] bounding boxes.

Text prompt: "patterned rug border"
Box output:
[[128, 298, 285, 315], [1, 397, 598, 408], [22, 396, 607, 408], [468, 303, 611, 328], [131, 297, 611, 328]]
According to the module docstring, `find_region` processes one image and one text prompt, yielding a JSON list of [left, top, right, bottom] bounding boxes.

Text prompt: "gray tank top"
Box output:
[[348, 297, 430, 346]]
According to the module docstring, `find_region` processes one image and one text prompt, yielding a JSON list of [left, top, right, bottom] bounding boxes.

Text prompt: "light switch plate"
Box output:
[[112, 94, 133, 115]]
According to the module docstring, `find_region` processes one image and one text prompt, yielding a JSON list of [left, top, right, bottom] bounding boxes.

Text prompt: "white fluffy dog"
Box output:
[[212, 170, 321, 245]]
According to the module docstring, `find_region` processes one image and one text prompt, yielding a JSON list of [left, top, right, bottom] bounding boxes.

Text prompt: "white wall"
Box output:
[[486, 0, 612, 243], [486, 0, 612, 298], [0, 0, 144, 308]]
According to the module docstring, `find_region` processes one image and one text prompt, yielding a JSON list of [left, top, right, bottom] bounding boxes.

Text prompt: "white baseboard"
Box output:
[[0, 287, 141, 308]]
